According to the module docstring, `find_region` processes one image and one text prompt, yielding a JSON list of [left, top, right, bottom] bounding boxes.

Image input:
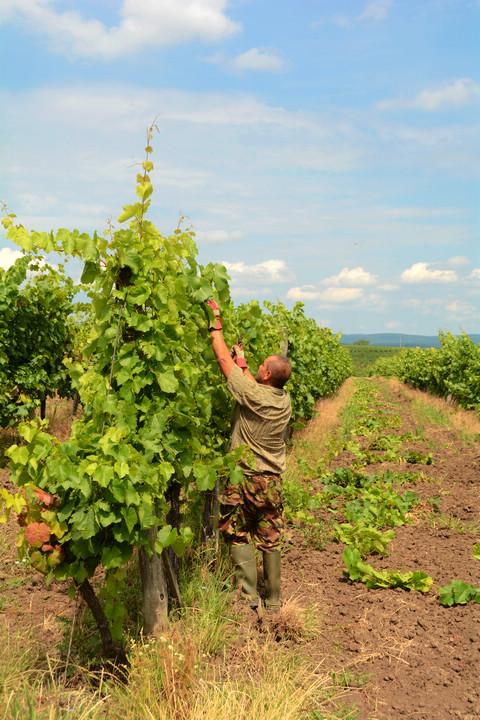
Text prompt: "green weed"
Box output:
[[310, 706, 360, 720], [330, 669, 369, 689], [438, 579, 480, 606], [300, 522, 333, 551], [334, 523, 395, 557], [425, 512, 467, 534], [178, 549, 236, 656], [343, 547, 432, 592], [412, 400, 450, 427]]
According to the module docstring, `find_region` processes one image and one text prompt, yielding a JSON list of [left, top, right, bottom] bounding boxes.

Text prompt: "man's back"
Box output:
[[227, 364, 291, 475]]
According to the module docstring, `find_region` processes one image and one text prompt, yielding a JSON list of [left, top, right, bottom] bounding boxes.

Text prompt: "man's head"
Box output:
[[256, 355, 292, 389]]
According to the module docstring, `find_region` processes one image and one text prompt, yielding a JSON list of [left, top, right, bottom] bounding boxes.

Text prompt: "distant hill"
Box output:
[[340, 333, 480, 348]]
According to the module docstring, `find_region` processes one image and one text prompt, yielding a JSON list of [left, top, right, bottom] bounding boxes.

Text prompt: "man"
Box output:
[[207, 299, 292, 614]]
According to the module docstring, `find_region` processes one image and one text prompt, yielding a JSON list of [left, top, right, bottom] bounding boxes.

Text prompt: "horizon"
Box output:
[[340, 330, 480, 337]]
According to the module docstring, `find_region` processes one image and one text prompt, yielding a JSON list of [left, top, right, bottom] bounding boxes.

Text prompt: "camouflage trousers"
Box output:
[[219, 473, 285, 552]]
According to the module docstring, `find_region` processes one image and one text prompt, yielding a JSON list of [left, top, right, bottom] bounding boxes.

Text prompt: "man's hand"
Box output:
[[231, 343, 248, 369], [206, 299, 222, 331]]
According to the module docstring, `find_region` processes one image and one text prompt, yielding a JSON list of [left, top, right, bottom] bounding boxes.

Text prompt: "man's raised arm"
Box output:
[[206, 300, 255, 381]]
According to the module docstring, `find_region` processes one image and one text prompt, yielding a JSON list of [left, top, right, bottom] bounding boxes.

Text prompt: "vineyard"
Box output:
[[346, 345, 402, 377], [0, 138, 351, 664], [1, 140, 479, 720], [372, 332, 480, 411]]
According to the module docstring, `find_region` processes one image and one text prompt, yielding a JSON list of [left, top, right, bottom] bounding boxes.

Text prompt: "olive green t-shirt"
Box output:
[[226, 364, 292, 476]]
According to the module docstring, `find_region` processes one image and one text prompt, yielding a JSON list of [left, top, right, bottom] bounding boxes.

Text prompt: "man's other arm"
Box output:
[[210, 331, 256, 382]]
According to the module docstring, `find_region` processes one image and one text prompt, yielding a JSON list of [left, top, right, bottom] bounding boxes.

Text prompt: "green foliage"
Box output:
[[0, 257, 75, 426], [344, 484, 418, 527], [404, 450, 432, 465], [283, 380, 423, 562], [177, 551, 235, 655], [343, 547, 432, 592], [438, 579, 480, 606], [334, 523, 394, 556], [1, 134, 351, 647], [283, 476, 324, 521], [3, 140, 242, 601], [231, 301, 352, 423], [316, 467, 418, 531], [348, 344, 401, 376], [372, 333, 480, 411], [280, 305, 352, 421], [340, 379, 401, 440]]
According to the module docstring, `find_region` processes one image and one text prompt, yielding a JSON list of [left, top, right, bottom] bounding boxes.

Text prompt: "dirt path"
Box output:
[[1, 384, 479, 719], [283, 377, 480, 720]]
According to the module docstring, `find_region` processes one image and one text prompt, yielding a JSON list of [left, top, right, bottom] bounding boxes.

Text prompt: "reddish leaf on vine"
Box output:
[[34, 488, 56, 507], [25, 522, 51, 548]]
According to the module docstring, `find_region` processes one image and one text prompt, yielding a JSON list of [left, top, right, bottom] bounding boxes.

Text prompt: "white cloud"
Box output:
[[446, 300, 476, 318], [0, 247, 22, 270], [469, 268, 480, 280], [372, 121, 479, 178], [0, 0, 239, 59], [0, 84, 362, 240], [16, 191, 59, 213], [287, 285, 365, 303], [286, 285, 321, 301], [400, 262, 457, 284], [318, 1, 392, 29], [377, 283, 398, 291], [447, 255, 470, 267], [378, 78, 480, 112], [323, 266, 377, 286], [402, 297, 443, 316], [231, 285, 272, 299], [287, 276, 397, 304], [332, 14, 352, 28], [4, 86, 312, 131], [232, 48, 286, 73], [223, 259, 293, 284], [360, 1, 393, 22], [319, 287, 364, 303], [362, 292, 387, 311], [195, 229, 243, 244], [383, 207, 465, 219]]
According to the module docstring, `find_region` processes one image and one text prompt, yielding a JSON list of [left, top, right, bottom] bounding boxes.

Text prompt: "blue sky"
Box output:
[[1, 0, 479, 335]]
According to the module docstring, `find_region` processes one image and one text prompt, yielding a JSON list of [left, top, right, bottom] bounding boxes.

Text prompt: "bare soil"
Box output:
[[282, 379, 480, 720], [1, 385, 479, 719]]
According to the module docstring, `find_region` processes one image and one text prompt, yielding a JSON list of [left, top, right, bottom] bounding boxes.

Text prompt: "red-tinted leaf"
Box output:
[[25, 522, 51, 548], [34, 488, 56, 507]]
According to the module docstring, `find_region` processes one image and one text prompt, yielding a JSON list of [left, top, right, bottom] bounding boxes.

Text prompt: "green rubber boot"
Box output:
[[230, 543, 259, 607], [263, 550, 281, 612]]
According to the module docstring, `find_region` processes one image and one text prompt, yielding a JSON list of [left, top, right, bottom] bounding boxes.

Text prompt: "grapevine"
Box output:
[[1, 130, 351, 658], [371, 332, 480, 411]]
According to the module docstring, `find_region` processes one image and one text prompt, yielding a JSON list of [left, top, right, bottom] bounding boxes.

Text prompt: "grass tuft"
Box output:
[[265, 597, 320, 642]]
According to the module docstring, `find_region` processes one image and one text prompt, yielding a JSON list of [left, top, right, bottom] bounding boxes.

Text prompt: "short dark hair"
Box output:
[[266, 355, 292, 389]]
